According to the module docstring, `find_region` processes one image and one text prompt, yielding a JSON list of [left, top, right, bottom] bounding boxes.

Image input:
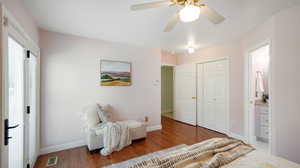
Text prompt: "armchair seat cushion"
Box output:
[[120, 120, 143, 128], [86, 120, 147, 151], [91, 125, 105, 136]]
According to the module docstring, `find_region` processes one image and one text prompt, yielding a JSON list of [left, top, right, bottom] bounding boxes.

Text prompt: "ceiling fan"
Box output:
[[130, 0, 225, 32]]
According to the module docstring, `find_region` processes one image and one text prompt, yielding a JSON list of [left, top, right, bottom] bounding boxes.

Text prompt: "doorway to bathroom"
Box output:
[[245, 44, 271, 152]]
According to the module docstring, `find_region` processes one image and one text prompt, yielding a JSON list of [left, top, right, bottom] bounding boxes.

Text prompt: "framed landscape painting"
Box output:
[[100, 60, 132, 86]]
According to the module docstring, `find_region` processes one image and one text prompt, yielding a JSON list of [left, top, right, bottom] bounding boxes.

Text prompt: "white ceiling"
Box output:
[[24, 0, 299, 53]]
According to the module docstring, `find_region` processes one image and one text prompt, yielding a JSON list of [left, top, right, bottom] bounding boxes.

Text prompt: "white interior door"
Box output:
[[2, 38, 38, 168], [197, 60, 228, 134], [7, 36, 26, 168], [174, 64, 197, 125]]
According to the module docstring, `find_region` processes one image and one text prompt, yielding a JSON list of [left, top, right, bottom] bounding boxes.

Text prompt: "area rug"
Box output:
[[103, 144, 188, 168]]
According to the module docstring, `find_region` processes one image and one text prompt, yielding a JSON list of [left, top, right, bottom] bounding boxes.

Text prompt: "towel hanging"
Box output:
[[256, 71, 264, 97]]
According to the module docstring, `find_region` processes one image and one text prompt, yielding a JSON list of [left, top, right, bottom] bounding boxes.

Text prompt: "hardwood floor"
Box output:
[[34, 117, 226, 168]]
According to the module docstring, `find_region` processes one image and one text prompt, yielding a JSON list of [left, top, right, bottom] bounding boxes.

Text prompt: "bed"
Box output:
[[107, 138, 300, 168], [106, 138, 300, 168], [224, 150, 300, 168]]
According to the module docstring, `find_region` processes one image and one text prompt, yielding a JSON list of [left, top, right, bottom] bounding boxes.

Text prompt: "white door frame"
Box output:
[[1, 8, 28, 168], [1, 5, 40, 168], [244, 40, 273, 154], [196, 57, 230, 135]]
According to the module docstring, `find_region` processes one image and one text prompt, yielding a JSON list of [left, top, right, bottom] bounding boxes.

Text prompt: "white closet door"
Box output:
[[174, 64, 197, 125], [214, 61, 228, 133], [198, 60, 228, 134], [203, 62, 217, 129], [197, 64, 204, 126]]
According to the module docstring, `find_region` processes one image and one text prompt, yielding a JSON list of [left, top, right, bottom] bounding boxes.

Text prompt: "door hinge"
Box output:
[[26, 50, 31, 58], [26, 163, 30, 168], [27, 106, 30, 114]]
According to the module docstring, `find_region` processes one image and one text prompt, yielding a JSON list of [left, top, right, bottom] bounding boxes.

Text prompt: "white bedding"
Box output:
[[223, 151, 300, 168]]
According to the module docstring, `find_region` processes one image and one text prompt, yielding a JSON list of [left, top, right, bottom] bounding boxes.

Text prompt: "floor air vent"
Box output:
[[47, 156, 58, 167]]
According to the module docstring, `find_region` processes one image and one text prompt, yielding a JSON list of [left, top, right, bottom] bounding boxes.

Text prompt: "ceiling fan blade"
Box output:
[[164, 10, 180, 32], [130, 0, 173, 11], [200, 6, 225, 24]]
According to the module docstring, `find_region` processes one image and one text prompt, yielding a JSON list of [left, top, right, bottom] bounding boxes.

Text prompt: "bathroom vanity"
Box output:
[[255, 101, 269, 142]]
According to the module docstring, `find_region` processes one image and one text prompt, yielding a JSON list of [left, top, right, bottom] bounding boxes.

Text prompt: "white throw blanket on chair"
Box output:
[[100, 121, 132, 156]]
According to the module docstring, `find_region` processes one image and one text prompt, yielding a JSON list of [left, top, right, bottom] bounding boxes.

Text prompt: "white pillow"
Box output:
[[84, 104, 101, 128], [96, 104, 113, 123]]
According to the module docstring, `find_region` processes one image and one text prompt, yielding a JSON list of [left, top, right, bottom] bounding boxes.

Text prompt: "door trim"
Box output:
[[244, 40, 273, 154], [196, 58, 230, 135]]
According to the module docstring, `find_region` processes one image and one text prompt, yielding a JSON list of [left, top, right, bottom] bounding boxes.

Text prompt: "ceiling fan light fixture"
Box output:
[[188, 47, 195, 54], [179, 5, 201, 22]]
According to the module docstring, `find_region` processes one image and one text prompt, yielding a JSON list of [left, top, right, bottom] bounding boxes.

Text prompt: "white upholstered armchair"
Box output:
[[81, 104, 147, 151]]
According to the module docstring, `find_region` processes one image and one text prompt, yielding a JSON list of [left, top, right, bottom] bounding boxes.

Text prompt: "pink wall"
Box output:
[[39, 30, 161, 152], [271, 5, 300, 163], [161, 50, 177, 65], [0, 0, 39, 43]]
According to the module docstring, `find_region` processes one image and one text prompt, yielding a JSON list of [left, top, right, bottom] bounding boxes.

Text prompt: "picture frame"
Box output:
[[100, 60, 132, 86]]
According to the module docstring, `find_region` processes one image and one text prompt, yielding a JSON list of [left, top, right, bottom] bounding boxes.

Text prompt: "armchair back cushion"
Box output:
[[96, 104, 113, 123]]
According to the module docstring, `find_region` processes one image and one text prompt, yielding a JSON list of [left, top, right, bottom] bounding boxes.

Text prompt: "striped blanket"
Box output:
[[128, 138, 254, 168]]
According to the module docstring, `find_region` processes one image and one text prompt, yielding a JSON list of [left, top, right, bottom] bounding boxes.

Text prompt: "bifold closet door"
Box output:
[[174, 64, 197, 125], [213, 60, 228, 133], [198, 60, 228, 134]]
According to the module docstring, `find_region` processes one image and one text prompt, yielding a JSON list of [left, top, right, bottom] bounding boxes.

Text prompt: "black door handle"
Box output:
[[4, 119, 19, 146], [8, 124, 19, 129]]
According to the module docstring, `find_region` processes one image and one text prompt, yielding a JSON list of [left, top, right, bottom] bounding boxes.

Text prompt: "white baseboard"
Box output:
[[162, 109, 173, 114], [147, 125, 162, 132], [40, 139, 86, 155], [228, 132, 246, 141], [30, 154, 38, 168], [40, 125, 162, 155]]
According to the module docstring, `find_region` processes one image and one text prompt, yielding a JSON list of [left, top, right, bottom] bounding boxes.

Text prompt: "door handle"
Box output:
[[4, 119, 19, 146], [192, 97, 197, 99], [8, 124, 19, 129]]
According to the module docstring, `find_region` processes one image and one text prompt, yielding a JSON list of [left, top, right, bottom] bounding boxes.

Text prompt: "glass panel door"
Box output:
[[8, 36, 25, 168]]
